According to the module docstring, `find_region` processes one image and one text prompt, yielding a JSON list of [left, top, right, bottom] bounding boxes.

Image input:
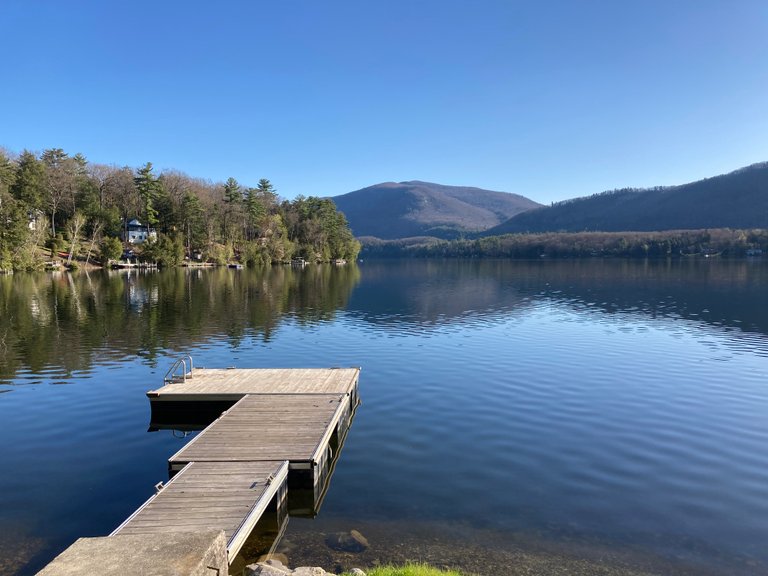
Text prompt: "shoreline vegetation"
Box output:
[[359, 228, 768, 260], [2, 147, 766, 273], [0, 147, 360, 272]]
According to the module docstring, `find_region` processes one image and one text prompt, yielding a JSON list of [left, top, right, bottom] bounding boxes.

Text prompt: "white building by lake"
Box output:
[[124, 219, 157, 244]]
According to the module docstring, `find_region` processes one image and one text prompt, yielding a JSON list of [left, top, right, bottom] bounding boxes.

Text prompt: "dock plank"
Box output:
[[147, 367, 359, 401], [113, 460, 288, 559], [169, 394, 348, 472]]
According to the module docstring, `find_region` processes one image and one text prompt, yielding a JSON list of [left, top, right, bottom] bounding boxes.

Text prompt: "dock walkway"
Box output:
[[147, 367, 360, 400], [42, 364, 361, 574], [147, 367, 360, 433], [168, 393, 350, 475], [147, 365, 360, 560], [112, 460, 289, 559]]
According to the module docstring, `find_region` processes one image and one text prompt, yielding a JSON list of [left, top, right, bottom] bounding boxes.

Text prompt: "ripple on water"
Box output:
[[3, 262, 768, 576]]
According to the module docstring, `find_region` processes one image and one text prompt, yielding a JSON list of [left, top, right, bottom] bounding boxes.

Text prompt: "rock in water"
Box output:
[[245, 559, 291, 575], [292, 568, 329, 576], [257, 553, 290, 566], [325, 530, 370, 553]]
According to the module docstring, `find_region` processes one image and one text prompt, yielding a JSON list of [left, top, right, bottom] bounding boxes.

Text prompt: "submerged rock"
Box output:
[[292, 568, 329, 576], [257, 553, 290, 566], [325, 529, 370, 553], [245, 558, 291, 575]]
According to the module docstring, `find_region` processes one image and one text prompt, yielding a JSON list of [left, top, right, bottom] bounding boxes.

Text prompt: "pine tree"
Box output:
[[134, 162, 161, 239], [0, 150, 16, 197], [222, 177, 244, 245], [223, 177, 242, 205]]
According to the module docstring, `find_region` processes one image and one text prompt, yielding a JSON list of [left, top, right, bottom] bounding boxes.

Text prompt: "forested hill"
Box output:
[[0, 147, 360, 271], [332, 181, 541, 240], [484, 162, 768, 235]]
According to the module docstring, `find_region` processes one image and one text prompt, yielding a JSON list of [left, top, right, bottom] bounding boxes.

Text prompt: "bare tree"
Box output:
[[41, 148, 77, 237], [87, 163, 113, 212], [84, 221, 104, 265], [66, 211, 86, 265]]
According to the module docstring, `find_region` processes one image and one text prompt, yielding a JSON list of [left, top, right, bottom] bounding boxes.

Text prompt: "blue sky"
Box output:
[[2, 1, 766, 203]]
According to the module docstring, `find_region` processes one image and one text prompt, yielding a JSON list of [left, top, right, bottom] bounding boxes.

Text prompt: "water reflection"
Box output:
[[2, 259, 768, 576], [347, 259, 768, 334], [2, 261, 766, 384], [0, 265, 361, 383]]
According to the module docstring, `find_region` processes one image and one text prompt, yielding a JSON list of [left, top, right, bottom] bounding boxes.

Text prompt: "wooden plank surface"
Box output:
[[169, 394, 348, 468], [147, 368, 359, 400], [113, 460, 288, 558]]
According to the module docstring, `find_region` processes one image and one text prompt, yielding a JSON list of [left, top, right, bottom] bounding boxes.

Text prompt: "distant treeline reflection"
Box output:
[[346, 259, 768, 336], [2, 259, 766, 382], [0, 265, 360, 380]]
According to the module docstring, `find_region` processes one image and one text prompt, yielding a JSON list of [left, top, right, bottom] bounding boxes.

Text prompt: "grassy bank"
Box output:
[[347, 564, 463, 576]]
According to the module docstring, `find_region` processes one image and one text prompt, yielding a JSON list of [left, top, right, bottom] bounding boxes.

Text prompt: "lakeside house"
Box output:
[[27, 210, 45, 231], [123, 219, 157, 244]]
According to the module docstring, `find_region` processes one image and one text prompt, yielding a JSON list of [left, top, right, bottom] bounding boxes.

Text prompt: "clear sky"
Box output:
[[2, 1, 766, 204]]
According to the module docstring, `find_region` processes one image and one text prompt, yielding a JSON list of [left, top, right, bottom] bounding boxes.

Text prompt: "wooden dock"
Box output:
[[40, 364, 361, 573], [147, 367, 360, 431], [147, 367, 360, 400], [168, 394, 351, 476], [147, 364, 360, 561]]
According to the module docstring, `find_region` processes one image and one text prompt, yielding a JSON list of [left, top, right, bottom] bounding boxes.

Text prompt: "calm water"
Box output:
[[1, 260, 767, 575]]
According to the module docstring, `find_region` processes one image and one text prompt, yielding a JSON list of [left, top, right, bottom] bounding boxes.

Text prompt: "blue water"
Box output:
[[1, 260, 767, 575]]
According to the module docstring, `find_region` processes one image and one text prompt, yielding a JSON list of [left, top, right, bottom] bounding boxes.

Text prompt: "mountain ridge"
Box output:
[[483, 162, 768, 235], [331, 180, 542, 240]]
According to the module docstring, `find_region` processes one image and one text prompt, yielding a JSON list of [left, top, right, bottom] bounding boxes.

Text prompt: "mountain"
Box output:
[[331, 181, 542, 240], [484, 162, 768, 235]]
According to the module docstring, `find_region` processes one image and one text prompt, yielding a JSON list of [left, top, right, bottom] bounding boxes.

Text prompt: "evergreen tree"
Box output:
[[256, 178, 276, 199], [11, 150, 46, 213], [222, 177, 244, 245], [223, 177, 242, 204], [99, 236, 123, 265], [244, 187, 266, 240], [244, 179, 278, 241], [180, 192, 206, 254], [0, 192, 31, 270], [134, 162, 161, 238], [0, 150, 16, 196]]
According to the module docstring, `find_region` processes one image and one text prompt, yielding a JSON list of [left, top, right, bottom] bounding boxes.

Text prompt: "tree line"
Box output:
[[361, 229, 768, 259], [0, 147, 360, 271]]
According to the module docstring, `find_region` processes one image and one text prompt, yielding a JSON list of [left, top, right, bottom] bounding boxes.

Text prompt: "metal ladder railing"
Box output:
[[164, 355, 194, 384]]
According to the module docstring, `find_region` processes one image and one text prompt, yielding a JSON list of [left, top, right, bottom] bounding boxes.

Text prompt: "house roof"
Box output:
[[128, 219, 142, 226]]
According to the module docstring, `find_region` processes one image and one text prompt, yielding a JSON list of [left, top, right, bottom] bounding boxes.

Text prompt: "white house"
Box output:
[[124, 219, 157, 244], [27, 210, 45, 231]]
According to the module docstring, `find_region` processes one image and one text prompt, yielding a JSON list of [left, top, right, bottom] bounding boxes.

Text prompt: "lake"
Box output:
[[1, 259, 767, 575]]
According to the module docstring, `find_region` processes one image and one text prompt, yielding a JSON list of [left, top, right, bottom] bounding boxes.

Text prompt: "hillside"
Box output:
[[331, 181, 542, 240], [485, 162, 768, 235]]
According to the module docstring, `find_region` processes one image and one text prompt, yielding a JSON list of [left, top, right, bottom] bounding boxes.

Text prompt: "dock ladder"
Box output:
[[163, 355, 194, 384]]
